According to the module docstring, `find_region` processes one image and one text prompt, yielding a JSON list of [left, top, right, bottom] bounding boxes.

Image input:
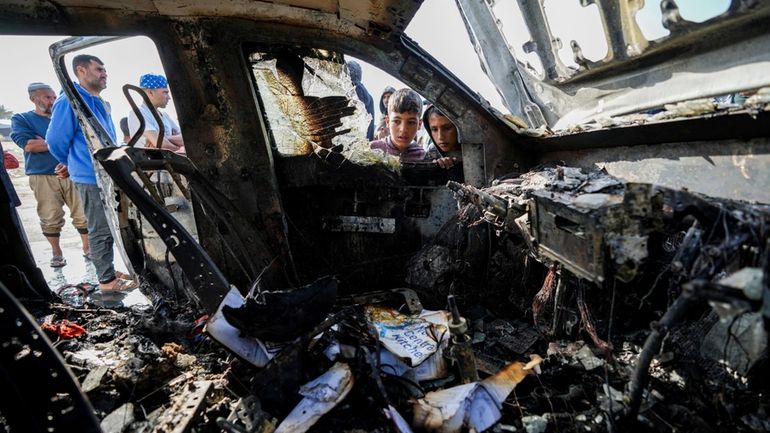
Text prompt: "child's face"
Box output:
[[386, 111, 421, 151], [382, 92, 392, 108], [428, 114, 458, 153]]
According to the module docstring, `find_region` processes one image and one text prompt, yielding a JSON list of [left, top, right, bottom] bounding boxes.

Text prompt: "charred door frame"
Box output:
[[54, 18, 527, 287], [5, 10, 529, 288]]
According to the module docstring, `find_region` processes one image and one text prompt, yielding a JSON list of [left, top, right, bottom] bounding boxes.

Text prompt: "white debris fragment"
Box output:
[[575, 345, 604, 370], [378, 347, 448, 381], [67, 348, 117, 368], [573, 193, 617, 209], [657, 98, 717, 119], [365, 306, 450, 368], [521, 415, 548, 433], [520, 125, 552, 137], [596, 116, 617, 128], [744, 87, 770, 109], [383, 404, 415, 433], [412, 355, 543, 433], [717, 267, 763, 301], [274, 362, 354, 433], [81, 365, 110, 393], [205, 286, 275, 368], [100, 403, 134, 433], [174, 353, 197, 368], [413, 382, 477, 432]]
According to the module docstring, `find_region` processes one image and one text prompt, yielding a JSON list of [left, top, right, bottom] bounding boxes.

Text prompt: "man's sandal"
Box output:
[[100, 278, 139, 292], [50, 256, 67, 268]]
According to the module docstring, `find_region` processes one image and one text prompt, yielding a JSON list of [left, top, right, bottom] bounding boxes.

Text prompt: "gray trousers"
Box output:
[[75, 182, 116, 284]]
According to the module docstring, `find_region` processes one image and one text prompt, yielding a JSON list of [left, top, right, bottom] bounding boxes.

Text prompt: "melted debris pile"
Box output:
[[6, 165, 770, 433]]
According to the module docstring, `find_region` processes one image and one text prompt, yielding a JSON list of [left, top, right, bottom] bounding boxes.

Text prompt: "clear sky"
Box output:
[[0, 0, 730, 130], [0, 36, 172, 133]]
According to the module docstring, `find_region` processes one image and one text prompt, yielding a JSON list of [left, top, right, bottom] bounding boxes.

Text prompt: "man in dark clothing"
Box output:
[[422, 105, 463, 181], [346, 61, 375, 140]]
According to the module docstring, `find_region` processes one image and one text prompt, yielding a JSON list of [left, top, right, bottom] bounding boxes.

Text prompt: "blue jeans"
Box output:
[[75, 182, 115, 284]]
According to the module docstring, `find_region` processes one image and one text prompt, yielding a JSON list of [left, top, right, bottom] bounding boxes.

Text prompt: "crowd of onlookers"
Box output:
[[348, 61, 463, 173], [1, 54, 180, 292], [0, 56, 461, 292]]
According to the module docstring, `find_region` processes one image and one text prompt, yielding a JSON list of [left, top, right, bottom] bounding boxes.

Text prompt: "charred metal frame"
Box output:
[[94, 146, 231, 313], [457, 0, 770, 128], [1, 4, 536, 295], [0, 3, 768, 431], [1, 1, 768, 289]]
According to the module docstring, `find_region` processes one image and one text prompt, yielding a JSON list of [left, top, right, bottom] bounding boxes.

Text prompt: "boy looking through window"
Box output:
[[423, 105, 463, 181], [423, 105, 461, 168], [369, 88, 425, 162]]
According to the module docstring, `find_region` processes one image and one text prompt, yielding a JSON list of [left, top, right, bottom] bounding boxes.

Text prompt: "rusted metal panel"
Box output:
[[152, 381, 213, 433], [0, 0, 420, 40]]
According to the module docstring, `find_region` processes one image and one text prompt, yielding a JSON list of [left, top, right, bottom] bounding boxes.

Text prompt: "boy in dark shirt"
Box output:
[[423, 105, 463, 181], [423, 106, 462, 166]]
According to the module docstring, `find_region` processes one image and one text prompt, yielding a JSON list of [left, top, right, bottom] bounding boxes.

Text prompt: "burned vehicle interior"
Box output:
[[1, 1, 769, 432]]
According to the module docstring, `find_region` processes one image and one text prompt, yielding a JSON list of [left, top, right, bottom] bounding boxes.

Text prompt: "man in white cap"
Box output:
[[127, 73, 184, 152], [10, 82, 89, 267]]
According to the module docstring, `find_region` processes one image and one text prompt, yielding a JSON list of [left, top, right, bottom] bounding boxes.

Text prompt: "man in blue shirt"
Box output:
[[47, 54, 136, 291], [11, 82, 90, 268]]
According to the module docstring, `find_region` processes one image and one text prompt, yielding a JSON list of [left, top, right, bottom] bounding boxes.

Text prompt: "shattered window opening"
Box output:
[[542, 0, 608, 66], [250, 49, 397, 168]]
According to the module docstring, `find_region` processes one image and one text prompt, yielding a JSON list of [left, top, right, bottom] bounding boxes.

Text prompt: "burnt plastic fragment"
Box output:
[[222, 276, 338, 342]]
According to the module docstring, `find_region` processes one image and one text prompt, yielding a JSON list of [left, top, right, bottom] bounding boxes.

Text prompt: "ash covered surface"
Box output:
[[3, 166, 769, 433]]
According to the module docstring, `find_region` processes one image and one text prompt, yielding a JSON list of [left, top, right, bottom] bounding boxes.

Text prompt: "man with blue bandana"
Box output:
[[127, 73, 184, 152], [47, 54, 137, 292]]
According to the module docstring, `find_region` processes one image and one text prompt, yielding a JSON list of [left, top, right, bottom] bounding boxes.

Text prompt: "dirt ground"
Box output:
[[2, 138, 131, 290]]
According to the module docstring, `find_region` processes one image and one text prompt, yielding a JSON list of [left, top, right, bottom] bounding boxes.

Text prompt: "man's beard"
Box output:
[[37, 103, 51, 115], [88, 77, 106, 91]]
